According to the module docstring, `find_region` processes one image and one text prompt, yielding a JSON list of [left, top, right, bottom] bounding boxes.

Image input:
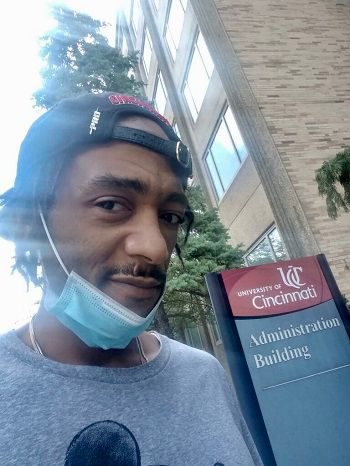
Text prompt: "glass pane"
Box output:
[[246, 238, 274, 266], [268, 228, 288, 260], [165, 26, 177, 61], [180, 0, 188, 9], [197, 32, 214, 78], [209, 311, 221, 342], [165, 0, 185, 61], [224, 107, 248, 160], [188, 325, 204, 350], [210, 121, 241, 191], [205, 152, 224, 199], [186, 48, 209, 113], [183, 83, 198, 121], [154, 73, 167, 114], [131, 0, 141, 35], [142, 29, 152, 76], [122, 34, 128, 56], [173, 121, 180, 137]]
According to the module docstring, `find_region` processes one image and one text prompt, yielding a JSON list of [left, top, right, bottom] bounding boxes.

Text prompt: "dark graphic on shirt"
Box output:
[[65, 420, 226, 465], [65, 420, 140, 465]]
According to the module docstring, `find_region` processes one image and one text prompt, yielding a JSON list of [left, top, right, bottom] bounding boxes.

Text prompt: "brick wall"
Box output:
[[213, 0, 350, 296]]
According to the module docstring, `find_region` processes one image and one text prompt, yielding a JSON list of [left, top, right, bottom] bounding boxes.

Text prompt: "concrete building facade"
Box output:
[[117, 0, 350, 354]]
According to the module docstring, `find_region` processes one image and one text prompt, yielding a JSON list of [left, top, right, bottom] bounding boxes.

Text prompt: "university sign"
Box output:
[[223, 256, 332, 316], [206, 255, 350, 466]]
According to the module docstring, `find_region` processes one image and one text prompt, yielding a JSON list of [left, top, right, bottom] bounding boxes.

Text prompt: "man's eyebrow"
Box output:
[[165, 192, 189, 208], [83, 175, 148, 195], [82, 175, 188, 207]]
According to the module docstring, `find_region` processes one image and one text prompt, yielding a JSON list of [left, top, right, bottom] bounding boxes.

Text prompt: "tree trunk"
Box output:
[[153, 302, 174, 338]]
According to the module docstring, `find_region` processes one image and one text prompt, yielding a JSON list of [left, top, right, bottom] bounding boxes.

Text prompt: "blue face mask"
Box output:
[[39, 209, 163, 350]]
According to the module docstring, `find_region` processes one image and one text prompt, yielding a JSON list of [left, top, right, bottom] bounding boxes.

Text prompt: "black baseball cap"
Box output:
[[15, 92, 192, 194]]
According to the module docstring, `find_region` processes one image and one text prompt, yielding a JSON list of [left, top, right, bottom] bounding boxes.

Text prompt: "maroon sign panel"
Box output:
[[221, 256, 332, 317]]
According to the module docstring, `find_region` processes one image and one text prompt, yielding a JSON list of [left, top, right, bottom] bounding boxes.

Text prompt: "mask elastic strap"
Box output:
[[39, 206, 69, 277]]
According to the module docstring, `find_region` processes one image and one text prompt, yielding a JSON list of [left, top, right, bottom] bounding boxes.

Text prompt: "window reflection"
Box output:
[[245, 227, 288, 266], [164, 0, 187, 61], [154, 72, 167, 114], [141, 28, 153, 77], [268, 228, 289, 261], [183, 31, 213, 121], [205, 106, 248, 199], [131, 0, 141, 37]]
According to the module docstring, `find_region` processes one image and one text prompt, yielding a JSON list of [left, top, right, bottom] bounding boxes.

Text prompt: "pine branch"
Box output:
[[315, 147, 350, 219]]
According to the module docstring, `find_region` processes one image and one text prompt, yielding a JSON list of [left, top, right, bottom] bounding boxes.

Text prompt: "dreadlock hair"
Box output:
[[0, 144, 78, 287]]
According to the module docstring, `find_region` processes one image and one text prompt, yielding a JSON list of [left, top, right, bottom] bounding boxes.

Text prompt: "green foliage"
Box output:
[[163, 185, 244, 331], [315, 147, 350, 219], [33, 5, 143, 109], [343, 295, 350, 314]]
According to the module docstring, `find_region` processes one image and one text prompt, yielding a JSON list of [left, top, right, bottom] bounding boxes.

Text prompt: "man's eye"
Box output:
[[96, 200, 126, 212], [161, 213, 185, 225]]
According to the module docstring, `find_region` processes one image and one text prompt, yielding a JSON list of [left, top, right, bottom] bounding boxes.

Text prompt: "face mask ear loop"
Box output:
[[38, 206, 70, 278]]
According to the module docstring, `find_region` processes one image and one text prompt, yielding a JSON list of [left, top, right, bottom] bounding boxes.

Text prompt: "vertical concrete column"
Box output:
[[189, 0, 320, 258]]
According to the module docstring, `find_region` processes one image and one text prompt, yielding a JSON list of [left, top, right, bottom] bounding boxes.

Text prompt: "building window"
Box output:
[[154, 72, 168, 114], [131, 0, 141, 37], [121, 34, 128, 56], [172, 120, 180, 137], [141, 28, 153, 77], [205, 106, 248, 199], [185, 325, 204, 350], [244, 227, 288, 266], [182, 31, 214, 121], [164, 0, 187, 61], [208, 312, 222, 345]]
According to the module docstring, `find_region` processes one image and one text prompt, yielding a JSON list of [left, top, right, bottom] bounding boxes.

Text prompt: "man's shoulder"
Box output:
[[160, 334, 225, 373], [162, 334, 213, 357], [0, 331, 20, 377]]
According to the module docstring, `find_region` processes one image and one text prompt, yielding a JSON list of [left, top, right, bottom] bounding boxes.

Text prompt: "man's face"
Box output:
[[43, 117, 187, 317]]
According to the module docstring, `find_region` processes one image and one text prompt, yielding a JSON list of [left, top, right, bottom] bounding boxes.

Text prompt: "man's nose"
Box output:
[[124, 215, 170, 265]]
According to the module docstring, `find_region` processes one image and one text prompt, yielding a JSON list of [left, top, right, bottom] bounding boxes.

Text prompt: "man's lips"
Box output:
[[106, 277, 162, 303], [108, 276, 163, 290]]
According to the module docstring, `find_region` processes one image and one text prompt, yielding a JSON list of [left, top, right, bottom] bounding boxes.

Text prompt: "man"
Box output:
[[0, 93, 261, 465]]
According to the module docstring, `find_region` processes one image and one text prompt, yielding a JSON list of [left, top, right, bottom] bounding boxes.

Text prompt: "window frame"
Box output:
[[164, 0, 187, 62], [141, 27, 153, 78], [153, 71, 168, 115], [208, 312, 222, 345], [181, 30, 214, 123], [152, 0, 160, 10], [243, 225, 289, 266], [131, 0, 141, 38], [185, 324, 204, 350], [204, 104, 248, 201], [172, 119, 181, 137], [121, 33, 128, 57]]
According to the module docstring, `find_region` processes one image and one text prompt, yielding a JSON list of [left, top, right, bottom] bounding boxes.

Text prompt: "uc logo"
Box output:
[[277, 266, 305, 289]]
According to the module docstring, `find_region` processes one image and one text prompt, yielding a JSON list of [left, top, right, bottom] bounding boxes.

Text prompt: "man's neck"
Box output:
[[16, 308, 160, 368]]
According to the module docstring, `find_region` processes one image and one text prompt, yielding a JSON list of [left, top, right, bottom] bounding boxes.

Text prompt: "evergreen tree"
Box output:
[[315, 147, 350, 219], [33, 5, 143, 109], [162, 186, 244, 346]]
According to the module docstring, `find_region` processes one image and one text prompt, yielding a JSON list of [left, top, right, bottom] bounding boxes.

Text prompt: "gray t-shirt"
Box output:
[[0, 330, 262, 465]]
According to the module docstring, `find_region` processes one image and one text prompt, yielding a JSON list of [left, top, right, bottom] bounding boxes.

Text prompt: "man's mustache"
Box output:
[[105, 264, 167, 285]]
